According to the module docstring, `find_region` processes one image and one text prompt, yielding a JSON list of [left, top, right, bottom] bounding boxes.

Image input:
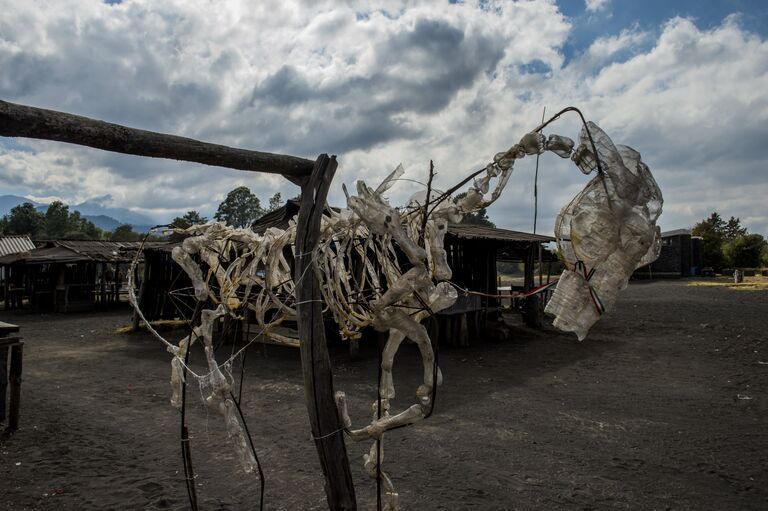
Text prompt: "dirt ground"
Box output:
[[0, 279, 766, 510]]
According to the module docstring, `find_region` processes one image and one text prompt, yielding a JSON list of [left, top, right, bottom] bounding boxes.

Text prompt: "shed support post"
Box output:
[[132, 261, 149, 331], [523, 243, 542, 327], [0, 346, 7, 422], [100, 262, 107, 308], [295, 154, 357, 510]]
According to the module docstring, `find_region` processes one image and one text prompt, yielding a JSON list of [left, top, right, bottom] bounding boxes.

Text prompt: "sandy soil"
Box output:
[[0, 279, 766, 510]]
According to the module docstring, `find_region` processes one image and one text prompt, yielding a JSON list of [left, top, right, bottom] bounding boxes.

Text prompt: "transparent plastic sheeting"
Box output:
[[130, 118, 661, 511], [544, 122, 663, 340]]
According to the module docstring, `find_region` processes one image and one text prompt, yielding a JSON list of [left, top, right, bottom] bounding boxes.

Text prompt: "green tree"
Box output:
[[170, 210, 207, 230], [4, 202, 44, 236], [110, 224, 142, 241], [454, 192, 495, 228], [723, 234, 766, 268], [267, 192, 282, 213], [692, 212, 726, 270], [214, 186, 264, 228], [45, 201, 70, 238], [723, 216, 747, 241], [67, 210, 103, 239]]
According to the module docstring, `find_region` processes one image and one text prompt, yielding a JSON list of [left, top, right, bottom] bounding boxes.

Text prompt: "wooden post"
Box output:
[[523, 243, 542, 327], [295, 154, 357, 510], [132, 260, 150, 331], [7, 343, 22, 432], [0, 346, 7, 423], [524, 243, 535, 292], [3, 266, 8, 311], [100, 262, 107, 309]]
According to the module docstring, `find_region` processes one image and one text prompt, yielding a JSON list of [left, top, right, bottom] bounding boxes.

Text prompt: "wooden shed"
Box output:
[[437, 224, 555, 346], [0, 239, 170, 312], [0, 235, 36, 310]]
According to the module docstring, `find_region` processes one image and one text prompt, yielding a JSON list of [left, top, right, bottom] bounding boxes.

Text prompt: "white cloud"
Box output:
[[585, 0, 610, 13], [586, 25, 649, 62], [0, 2, 767, 236]]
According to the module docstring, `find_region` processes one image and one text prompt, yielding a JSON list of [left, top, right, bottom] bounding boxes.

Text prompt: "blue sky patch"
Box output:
[[557, 0, 768, 64], [518, 59, 553, 75]]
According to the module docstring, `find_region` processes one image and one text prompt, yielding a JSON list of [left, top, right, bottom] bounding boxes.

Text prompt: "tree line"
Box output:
[[0, 187, 282, 240], [0, 201, 104, 240], [692, 212, 767, 269]]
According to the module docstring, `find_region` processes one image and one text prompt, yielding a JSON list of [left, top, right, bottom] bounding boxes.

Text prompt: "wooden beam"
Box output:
[[0, 100, 314, 185], [295, 154, 357, 510]]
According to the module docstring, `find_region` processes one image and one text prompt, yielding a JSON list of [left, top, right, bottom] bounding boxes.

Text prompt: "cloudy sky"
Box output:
[[1, 0, 767, 234]]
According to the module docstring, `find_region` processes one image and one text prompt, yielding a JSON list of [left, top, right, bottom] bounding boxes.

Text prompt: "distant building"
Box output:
[[0, 235, 36, 309], [0, 239, 169, 312], [633, 229, 703, 279], [0, 235, 35, 259]]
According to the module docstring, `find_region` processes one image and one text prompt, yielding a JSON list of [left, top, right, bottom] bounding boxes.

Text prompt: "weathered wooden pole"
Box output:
[[0, 100, 314, 185], [295, 154, 357, 510]]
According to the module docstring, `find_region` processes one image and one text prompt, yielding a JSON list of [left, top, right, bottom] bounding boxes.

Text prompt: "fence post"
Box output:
[[295, 154, 357, 510]]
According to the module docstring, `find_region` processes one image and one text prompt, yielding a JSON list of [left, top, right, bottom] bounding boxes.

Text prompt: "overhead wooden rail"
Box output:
[[0, 99, 357, 509], [0, 100, 315, 185]]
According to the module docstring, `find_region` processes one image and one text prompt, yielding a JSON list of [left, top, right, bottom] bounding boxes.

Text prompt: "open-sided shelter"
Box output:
[[0, 235, 36, 309], [0, 239, 170, 312]]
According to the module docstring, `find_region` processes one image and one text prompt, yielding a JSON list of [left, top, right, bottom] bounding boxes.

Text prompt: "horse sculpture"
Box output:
[[130, 110, 663, 510]]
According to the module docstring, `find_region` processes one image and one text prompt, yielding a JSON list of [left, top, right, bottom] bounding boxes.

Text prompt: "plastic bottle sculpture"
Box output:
[[130, 113, 662, 510], [545, 122, 663, 340]]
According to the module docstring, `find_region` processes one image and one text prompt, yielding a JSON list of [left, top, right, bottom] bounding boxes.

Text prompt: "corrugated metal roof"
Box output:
[[447, 224, 554, 243], [52, 240, 171, 262], [0, 245, 85, 265], [26, 246, 86, 264], [0, 239, 172, 265], [0, 235, 35, 258], [144, 242, 181, 253]]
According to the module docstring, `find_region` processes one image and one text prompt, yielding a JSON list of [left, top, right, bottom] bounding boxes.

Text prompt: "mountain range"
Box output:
[[0, 195, 156, 233]]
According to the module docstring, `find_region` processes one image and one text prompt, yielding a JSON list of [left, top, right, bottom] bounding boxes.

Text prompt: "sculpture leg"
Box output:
[[380, 329, 406, 400]]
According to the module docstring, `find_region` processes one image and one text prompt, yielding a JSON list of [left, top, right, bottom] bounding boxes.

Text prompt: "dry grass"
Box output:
[[688, 274, 768, 291], [115, 318, 187, 334]]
